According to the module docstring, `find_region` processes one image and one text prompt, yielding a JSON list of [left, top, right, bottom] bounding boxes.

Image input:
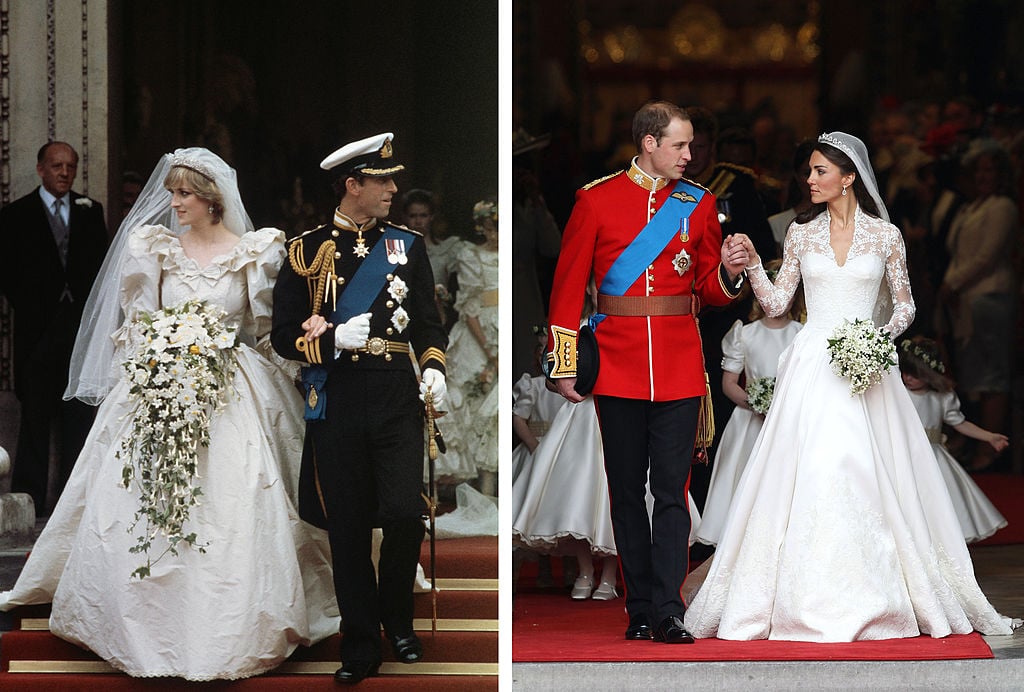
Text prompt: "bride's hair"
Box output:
[[164, 166, 225, 224], [795, 141, 883, 224]]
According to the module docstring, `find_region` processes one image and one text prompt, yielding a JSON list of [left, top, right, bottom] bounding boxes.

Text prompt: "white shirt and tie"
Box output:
[[39, 187, 73, 297]]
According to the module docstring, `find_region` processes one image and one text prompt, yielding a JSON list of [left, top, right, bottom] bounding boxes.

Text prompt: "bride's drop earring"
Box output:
[[841, 185, 848, 196]]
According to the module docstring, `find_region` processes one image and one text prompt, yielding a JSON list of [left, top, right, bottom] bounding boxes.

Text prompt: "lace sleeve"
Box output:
[[881, 225, 915, 338], [747, 230, 801, 317]]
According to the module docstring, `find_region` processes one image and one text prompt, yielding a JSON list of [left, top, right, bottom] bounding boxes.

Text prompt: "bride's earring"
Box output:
[[841, 185, 848, 196], [209, 205, 215, 215]]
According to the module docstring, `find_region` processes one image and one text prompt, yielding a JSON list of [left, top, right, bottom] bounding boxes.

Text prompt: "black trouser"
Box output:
[[308, 369, 427, 664], [595, 395, 697, 625], [12, 306, 94, 514]]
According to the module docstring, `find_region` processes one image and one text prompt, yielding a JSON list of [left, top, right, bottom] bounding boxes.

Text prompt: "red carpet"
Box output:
[[0, 536, 498, 690], [971, 473, 1024, 546], [512, 591, 993, 662]]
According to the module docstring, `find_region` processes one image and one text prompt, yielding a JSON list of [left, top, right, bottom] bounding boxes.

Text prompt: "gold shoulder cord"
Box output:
[[288, 238, 336, 309]]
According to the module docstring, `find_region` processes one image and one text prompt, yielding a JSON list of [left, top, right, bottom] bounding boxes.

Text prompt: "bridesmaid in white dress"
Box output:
[[898, 336, 1008, 543], [696, 261, 803, 547], [0, 149, 339, 680], [684, 132, 1019, 642], [434, 200, 499, 494]]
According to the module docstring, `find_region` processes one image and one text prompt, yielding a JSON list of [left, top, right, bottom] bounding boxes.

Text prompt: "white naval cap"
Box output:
[[319, 132, 405, 177]]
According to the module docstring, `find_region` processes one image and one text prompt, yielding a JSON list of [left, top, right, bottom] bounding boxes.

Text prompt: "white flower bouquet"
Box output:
[[118, 299, 237, 579], [745, 376, 776, 414], [826, 318, 896, 395]]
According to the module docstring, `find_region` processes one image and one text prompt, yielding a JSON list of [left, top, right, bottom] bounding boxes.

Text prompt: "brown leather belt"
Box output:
[[597, 293, 692, 316]]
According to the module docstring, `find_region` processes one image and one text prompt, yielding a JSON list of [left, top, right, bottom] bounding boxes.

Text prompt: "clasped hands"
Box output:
[[721, 234, 758, 277]]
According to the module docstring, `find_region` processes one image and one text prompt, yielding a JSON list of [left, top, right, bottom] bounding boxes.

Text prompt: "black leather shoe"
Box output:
[[334, 659, 381, 684], [624, 615, 653, 640], [653, 615, 695, 644], [388, 633, 424, 663]]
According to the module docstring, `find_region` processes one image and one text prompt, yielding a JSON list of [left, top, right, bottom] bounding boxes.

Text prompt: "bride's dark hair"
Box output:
[[795, 142, 882, 224]]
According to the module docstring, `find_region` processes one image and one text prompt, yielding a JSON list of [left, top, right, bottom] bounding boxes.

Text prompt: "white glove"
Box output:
[[420, 368, 447, 411], [334, 312, 372, 350]]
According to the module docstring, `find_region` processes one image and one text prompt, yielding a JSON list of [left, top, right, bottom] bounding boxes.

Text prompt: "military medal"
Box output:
[[385, 238, 408, 265], [673, 248, 692, 276], [353, 231, 369, 258], [678, 217, 689, 243]]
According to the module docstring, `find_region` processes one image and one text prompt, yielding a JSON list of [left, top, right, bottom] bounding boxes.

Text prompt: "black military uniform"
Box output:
[[271, 134, 447, 682]]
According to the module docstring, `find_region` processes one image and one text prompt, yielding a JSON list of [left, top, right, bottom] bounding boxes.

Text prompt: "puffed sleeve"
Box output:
[[512, 373, 537, 418], [239, 228, 299, 378], [453, 243, 485, 317], [118, 225, 169, 325], [239, 228, 287, 341], [940, 390, 967, 427], [720, 320, 746, 374]]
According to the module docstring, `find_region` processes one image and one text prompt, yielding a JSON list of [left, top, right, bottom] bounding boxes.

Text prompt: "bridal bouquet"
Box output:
[[118, 299, 237, 579], [826, 318, 896, 395], [745, 376, 776, 414], [469, 361, 497, 399]]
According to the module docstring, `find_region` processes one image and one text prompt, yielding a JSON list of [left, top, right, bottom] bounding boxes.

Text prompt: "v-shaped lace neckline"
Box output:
[[825, 208, 860, 268], [168, 233, 244, 272]]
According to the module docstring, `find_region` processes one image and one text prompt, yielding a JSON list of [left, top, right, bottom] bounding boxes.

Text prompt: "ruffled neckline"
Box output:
[[138, 225, 282, 276]]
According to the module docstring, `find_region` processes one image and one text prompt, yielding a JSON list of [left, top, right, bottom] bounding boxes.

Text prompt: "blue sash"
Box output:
[[301, 225, 418, 419], [591, 180, 703, 330]]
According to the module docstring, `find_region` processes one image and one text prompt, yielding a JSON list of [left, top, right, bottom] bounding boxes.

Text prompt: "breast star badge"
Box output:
[[673, 248, 692, 276]]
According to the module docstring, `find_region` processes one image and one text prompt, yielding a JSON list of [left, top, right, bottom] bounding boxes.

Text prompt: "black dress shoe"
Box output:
[[334, 659, 381, 684], [653, 615, 695, 643], [388, 633, 424, 663], [624, 615, 653, 640]]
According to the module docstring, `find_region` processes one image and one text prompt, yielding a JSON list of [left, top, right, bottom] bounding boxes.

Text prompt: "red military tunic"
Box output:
[[548, 160, 741, 401]]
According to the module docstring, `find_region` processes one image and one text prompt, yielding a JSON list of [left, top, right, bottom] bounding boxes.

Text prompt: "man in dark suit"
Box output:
[[0, 141, 109, 514], [272, 133, 448, 684]]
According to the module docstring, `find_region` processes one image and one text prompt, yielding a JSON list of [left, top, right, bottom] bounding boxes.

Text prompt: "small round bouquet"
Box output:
[[118, 299, 237, 578], [826, 318, 896, 395], [745, 376, 776, 414]]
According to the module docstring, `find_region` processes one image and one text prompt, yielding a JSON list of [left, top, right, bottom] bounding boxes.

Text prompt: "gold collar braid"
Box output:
[[288, 237, 336, 309]]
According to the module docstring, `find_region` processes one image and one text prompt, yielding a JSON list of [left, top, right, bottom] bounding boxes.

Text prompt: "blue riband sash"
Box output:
[[590, 179, 703, 331], [302, 225, 417, 419]]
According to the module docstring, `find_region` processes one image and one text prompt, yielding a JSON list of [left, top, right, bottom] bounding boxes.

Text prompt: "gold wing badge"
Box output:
[[670, 190, 697, 204]]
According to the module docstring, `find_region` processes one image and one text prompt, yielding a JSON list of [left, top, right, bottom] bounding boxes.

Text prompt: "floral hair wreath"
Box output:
[[899, 339, 946, 373], [473, 200, 498, 222]]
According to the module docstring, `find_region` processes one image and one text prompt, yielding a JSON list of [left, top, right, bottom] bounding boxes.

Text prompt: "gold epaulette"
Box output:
[[681, 177, 712, 195], [581, 170, 623, 191], [286, 224, 328, 244], [714, 162, 757, 177], [385, 221, 423, 237]]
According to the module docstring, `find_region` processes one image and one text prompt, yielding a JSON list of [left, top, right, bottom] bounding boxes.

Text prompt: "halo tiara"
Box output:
[[170, 154, 216, 181], [818, 132, 857, 160]]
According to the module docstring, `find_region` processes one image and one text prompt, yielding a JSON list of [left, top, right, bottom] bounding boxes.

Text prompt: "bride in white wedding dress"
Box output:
[[683, 132, 1020, 642], [0, 149, 339, 679]]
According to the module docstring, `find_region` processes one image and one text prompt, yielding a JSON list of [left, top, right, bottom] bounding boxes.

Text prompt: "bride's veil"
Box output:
[[818, 132, 895, 329], [64, 148, 253, 405]]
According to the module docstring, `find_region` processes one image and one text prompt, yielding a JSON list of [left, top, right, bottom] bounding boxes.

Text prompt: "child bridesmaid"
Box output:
[[899, 336, 1008, 542]]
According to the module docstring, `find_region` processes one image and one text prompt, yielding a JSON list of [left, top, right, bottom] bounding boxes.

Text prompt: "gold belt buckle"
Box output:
[[366, 337, 387, 356]]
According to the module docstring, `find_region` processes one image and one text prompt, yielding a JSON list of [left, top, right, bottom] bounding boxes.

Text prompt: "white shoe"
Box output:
[[571, 575, 594, 600], [591, 581, 618, 600]]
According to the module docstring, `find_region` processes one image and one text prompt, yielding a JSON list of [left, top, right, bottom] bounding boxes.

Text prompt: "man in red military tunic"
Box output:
[[547, 100, 749, 643]]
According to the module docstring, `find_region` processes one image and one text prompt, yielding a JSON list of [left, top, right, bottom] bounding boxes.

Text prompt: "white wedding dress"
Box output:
[[684, 208, 1019, 641], [0, 226, 339, 679]]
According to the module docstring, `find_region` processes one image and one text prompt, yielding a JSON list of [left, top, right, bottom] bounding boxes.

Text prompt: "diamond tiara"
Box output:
[[170, 154, 216, 181], [817, 132, 857, 161]]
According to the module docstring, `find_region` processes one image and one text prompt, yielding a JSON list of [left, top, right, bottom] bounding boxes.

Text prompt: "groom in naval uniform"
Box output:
[[546, 101, 748, 645], [0, 141, 109, 515], [271, 133, 447, 684]]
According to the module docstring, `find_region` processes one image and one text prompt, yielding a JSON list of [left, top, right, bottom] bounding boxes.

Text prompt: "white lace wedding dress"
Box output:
[[684, 208, 1020, 641], [0, 226, 340, 679]]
